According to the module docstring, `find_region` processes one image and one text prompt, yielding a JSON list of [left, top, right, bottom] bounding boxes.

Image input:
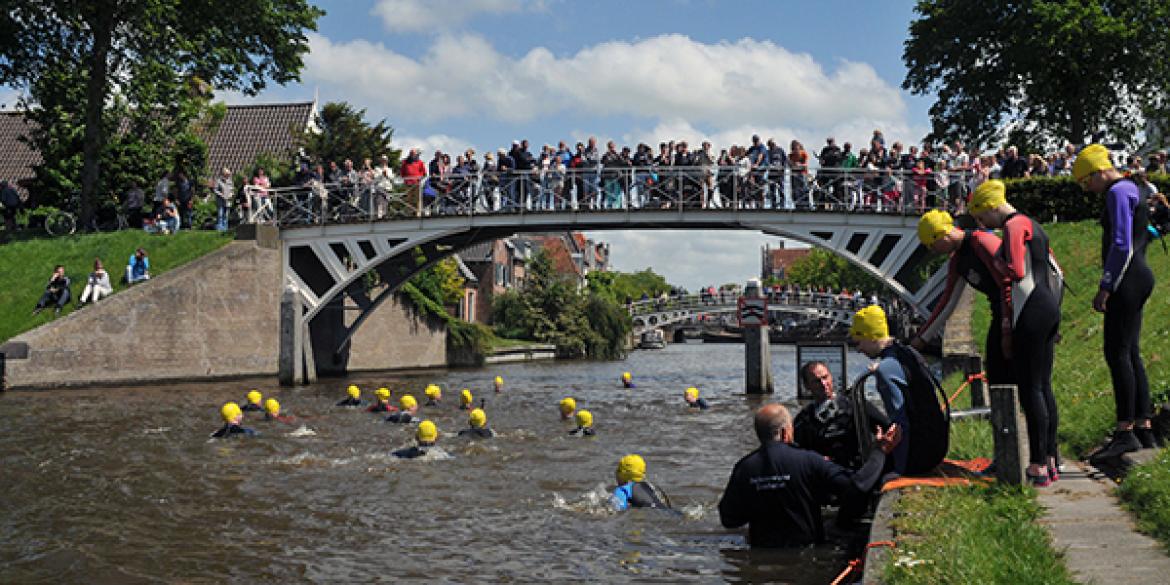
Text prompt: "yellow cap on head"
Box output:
[[376, 387, 391, 401], [917, 210, 954, 247], [461, 388, 473, 405], [617, 454, 646, 483], [246, 390, 262, 405], [401, 394, 418, 409], [850, 305, 890, 341], [559, 397, 577, 415], [575, 409, 593, 428], [221, 401, 243, 423], [417, 420, 438, 443], [469, 408, 487, 428], [685, 387, 699, 400], [264, 398, 280, 416], [425, 384, 441, 399], [969, 179, 1007, 215], [494, 376, 504, 385], [347, 384, 361, 399], [1073, 144, 1112, 183], [621, 372, 632, 381]]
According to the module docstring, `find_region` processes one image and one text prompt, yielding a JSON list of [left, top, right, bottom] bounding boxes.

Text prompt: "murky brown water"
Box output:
[[0, 342, 877, 584]]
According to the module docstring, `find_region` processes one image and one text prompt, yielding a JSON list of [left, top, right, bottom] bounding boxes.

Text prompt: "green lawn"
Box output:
[[0, 230, 233, 342]]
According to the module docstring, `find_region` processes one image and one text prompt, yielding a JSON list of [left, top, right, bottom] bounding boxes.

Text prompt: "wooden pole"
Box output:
[[966, 354, 987, 407], [990, 384, 1027, 485]]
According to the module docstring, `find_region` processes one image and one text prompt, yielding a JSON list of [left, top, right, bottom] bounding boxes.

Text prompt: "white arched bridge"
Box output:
[[627, 291, 882, 334], [262, 166, 959, 381]]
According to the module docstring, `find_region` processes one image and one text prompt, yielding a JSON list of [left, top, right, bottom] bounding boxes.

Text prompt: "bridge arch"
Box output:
[[278, 209, 945, 375]]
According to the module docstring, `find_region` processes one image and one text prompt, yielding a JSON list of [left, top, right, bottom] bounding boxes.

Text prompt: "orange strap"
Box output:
[[829, 542, 896, 585], [945, 371, 987, 409]]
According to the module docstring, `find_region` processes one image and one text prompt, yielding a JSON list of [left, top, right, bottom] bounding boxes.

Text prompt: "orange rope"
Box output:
[[945, 372, 987, 409], [828, 542, 896, 585]]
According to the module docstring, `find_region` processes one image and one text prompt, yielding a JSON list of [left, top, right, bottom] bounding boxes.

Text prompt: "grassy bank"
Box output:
[[0, 231, 233, 342]]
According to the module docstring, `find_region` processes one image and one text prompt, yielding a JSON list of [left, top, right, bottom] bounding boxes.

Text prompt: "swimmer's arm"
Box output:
[[872, 359, 908, 414], [864, 400, 891, 429], [611, 485, 632, 511]]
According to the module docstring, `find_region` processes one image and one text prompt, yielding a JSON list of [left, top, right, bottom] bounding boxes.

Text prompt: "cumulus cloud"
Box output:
[[301, 32, 908, 132], [394, 132, 479, 157], [372, 0, 539, 33]]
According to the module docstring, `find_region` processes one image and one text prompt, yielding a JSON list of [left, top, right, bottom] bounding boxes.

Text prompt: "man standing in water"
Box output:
[[718, 404, 898, 547], [793, 361, 889, 469]]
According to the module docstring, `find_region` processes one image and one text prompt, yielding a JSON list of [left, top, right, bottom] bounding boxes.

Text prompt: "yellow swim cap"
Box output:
[[575, 409, 593, 428], [461, 388, 473, 405], [221, 402, 243, 423], [559, 397, 577, 415], [850, 305, 890, 341], [1073, 143, 1112, 183], [376, 387, 391, 401], [617, 454, 646, 483], [917, 209, 954, 247], [685, 387, 699, 400], [246, 390, 262, 405], [264, 398, 280, 416], [401, 394, 418, 409], [469, 408, 487, 428], [622, 372, 632, 381], [425, 384, 441, 399], [417, 420, 438, 443], [347, 384, 361, 399], [494, 375, 504, 385], [969, 179, 1007, 215]]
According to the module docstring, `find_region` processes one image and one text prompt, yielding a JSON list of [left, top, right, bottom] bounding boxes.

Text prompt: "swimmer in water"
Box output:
[[611, 454, 670, 510], [336, 384, 363, 407], [458, 408, 495, 439], [386, 395, 420, 423], [559, 397, 577, 421], [569, 409, 595, 436], [621, 371, 636, 388], [211, 402, 256, 438], [684, 387, 709, 410], [241, 390, 264, 412], [494, 375, 504, 393], [263, 398, 296, 424], [459, 388, 474, 410], [424, 384, 442, 406], [394, 420, 439, 459], [367, 387, 398, 413]]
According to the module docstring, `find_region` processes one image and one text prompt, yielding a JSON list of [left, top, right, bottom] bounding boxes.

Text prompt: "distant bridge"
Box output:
[[627, 292, 877, 334], [264, 167, 955, 382]]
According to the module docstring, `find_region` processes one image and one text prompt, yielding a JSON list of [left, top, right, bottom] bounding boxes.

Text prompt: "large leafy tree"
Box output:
[[0, 0, 324, 226], [300, 101, 400, 167], [783, 249, 886, 294], [903, 1, 1170, 149]]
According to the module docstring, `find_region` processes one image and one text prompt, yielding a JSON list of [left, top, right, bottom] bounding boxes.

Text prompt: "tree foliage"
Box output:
[[408, 257, 466, 307], [585, 268, 672, 303], [903, 0, 1170, 149], [300, 102, 400, 168], [783, 249, 887, 294], [493, 250, 630, 359], [0, 0, 323, 224]]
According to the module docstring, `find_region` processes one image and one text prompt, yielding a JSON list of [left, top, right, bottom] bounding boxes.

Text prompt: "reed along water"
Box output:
[[1, 342, 879, 583]]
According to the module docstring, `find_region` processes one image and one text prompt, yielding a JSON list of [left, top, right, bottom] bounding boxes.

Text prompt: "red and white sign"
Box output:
[[738, 297, 768, 327]]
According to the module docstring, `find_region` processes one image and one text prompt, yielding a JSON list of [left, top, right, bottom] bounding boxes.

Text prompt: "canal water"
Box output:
[[0, 342, 878, 583]]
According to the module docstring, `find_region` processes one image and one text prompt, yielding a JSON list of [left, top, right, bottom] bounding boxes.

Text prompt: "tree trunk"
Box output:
[[79, 12, 113, 231]]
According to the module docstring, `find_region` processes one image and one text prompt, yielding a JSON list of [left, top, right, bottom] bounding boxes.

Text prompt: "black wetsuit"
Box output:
[[568, 426, 595, 436], [794, 396, 890, 469], [425, 399, 441, 407], [688, 398, 710, 410], [718, 441, 887, 547], [998, 212, 1063, 466], [211, 423, 256, 438], [393, 445, 429, 459], [613, 481, 669, 510], [336, 397, 362, 407], [241, 402, 263, 412], [367, 402, 396, 413], [385, 412, 417, 423], [1101, 178, 1155, 424], [458, 427, 495, 438]]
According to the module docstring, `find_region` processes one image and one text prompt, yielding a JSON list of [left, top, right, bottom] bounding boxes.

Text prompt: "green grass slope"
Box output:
[[0, 231, 233, 342]]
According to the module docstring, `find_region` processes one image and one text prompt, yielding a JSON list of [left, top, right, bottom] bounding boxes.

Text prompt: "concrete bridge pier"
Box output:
[[279, 286, 319, 386], [743, 280, 775, 394]]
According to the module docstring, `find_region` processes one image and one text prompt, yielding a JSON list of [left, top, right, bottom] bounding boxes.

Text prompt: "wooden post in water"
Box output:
[[966, 354, 987, 407], [279, 286, 303, 387], [990, 384, 1027, 485]]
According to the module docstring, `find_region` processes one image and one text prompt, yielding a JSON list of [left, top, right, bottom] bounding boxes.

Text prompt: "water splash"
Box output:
[[552, 483, 617, 517], [287, 425, 317, 437]]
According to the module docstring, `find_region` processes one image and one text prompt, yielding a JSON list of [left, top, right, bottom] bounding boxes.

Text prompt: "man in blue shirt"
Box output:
[[126, 248, 150, 284]]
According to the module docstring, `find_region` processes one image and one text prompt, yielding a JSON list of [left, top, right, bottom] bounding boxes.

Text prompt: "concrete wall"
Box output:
[[5, 238, 451, 390]]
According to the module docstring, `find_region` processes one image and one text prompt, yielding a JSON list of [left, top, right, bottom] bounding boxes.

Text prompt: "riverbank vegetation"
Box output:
[[886, 218, 1170, 580], [0, 230, 233, 342]]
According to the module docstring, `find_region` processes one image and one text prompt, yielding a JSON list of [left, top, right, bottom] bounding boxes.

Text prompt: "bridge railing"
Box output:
[[255, 166, 978, 227], [627, 291, 893, 317]]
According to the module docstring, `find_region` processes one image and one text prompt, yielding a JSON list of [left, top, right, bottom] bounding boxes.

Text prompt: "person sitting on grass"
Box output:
[[126, 248, 151, 284], [77, 258, 112, 307], [33, 265, 71, 316]]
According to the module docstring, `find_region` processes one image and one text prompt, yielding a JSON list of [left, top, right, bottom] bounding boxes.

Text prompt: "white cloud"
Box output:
[[372, 0, 538, 33], [394, 132, 479, 158], [301, 33, 909, 133]]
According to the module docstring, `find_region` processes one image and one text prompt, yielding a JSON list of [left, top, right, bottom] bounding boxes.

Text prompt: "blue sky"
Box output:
[[233, 1, 936, 289]]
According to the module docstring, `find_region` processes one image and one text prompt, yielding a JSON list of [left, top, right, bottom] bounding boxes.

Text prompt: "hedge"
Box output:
[[1003, 173, 1170, 222]]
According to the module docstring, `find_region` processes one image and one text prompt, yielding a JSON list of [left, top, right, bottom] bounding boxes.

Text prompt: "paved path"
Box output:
[[1037, 452, 1170, 584]]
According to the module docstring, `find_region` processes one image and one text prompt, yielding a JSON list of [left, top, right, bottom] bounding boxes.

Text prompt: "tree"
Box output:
[[0, 1, 324, 227], [586, 268, 672, 303], [300, 102, 400, 168], [783, 249, 887, 293], [902, 1, 1170, 148]]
